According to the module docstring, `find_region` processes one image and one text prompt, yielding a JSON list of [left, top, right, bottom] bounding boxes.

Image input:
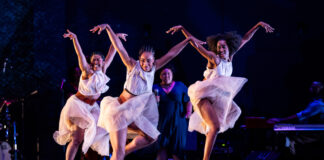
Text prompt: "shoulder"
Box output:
[[153, 84, 160, 89], [175, 81, 188, 89]]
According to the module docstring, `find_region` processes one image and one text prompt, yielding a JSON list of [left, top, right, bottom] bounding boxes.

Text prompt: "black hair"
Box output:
[[91, 51, 105, 60], [207, 31, 242, 56], [138, 45, 155, 57], [160, 64, 176, 75]]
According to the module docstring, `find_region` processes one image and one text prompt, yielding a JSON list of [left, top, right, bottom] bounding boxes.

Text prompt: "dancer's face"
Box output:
[[90, 54, 104, 71], [160, 68, 173, 85], [216, 40, 230, 60], [139, 51, 155, 72]]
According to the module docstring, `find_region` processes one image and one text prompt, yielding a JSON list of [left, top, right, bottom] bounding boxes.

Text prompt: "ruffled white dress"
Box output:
[[98, 61, 160, 140], [188, 60, 247, 134], [53, 70, 110, 156]]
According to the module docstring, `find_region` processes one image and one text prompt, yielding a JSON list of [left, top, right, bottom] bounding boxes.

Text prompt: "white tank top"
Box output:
[[203, 60, 233, 79], [78, 70, 109, 96], [123, 61, 155, 95]]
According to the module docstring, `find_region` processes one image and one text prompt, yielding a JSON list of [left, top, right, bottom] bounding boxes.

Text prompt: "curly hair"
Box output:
[[206, 31, 242, 56], [138, 45, 155, 57]]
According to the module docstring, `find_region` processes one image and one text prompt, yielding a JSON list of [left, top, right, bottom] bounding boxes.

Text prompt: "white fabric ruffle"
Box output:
[[188, 76, 247, 134], [53, 95, 109, 156], [98, 93, 160, 139]]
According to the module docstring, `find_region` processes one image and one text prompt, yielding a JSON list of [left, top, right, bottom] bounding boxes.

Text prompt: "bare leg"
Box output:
[[110, 128, 127, 160], [66, 125, 84, 160], [156, 148, 168, 160], [125, 123, 156, 156], [197, 99, 220, 160]]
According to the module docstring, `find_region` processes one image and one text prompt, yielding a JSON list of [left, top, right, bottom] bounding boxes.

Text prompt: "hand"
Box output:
[[188, 36, 206, 47], [90, 24, 109, 35], [266, 118, 281, 124], [193, 37, 207, 45], [185, 112, 191, 119], [63, 29, 77, 40], [155, 96, 160, 103], [258, 21, 275, 33], [166, 25, 183, 35], [116, 33, 128, 42]]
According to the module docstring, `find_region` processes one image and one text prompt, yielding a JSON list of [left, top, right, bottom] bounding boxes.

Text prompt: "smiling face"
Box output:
[[160, 68, 173, 85], [139, 51, 155, 72], [90, 54, 104, 71], [216, 40, 230, 60]]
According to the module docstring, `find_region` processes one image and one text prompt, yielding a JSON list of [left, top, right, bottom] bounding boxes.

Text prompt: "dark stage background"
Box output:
[[1, 0, 324, 159]]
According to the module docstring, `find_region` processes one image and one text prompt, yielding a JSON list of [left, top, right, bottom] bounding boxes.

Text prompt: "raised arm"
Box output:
[[237, 21, 274, 51], [188, 37, 220, 67], [155, 37, 193, 70], [166, 25, 219, 66], [63, 29, 90, 74], [90, 24, 135, 70], [167, 25, 206, 48], [103, 33, 128, 73]]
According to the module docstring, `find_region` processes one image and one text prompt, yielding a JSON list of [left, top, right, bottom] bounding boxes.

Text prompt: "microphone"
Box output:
[[60, 78, 66, 90], [3, 58, 8, 73], [154, 89, 160, 105], [154, 89, 159, 97]]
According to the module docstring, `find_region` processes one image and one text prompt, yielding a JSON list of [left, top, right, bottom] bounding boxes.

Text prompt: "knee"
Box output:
[[70, 137, 83, 146], [198, 98, 210, 107], [143, 134, 156, 144], [148, 136, 157, 144], [209, 123, 220, 134], [114, 148, 125, 159]]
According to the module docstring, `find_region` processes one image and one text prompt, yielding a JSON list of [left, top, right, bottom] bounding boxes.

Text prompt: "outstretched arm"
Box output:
[[90, 24, 135, 70], [155, 37, 193, 70], [237, 21, 274, 51], [167, 25, 206, 48], [166, 25, 219, 66], [63, 29, 90, 74], [103, 33, 128, 73], [187, 37, 220, 67]]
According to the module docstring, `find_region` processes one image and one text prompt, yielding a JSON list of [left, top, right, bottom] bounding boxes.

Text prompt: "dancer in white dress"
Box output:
[[167, 21, 274, 160], [53, 29, 127, 160], [90, 23, 195, 160]]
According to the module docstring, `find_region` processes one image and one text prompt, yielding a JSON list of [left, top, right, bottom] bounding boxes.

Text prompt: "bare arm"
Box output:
[[188, 37, 220, 67], [237, 21, 274, 52], [155, 37, 192, 70], [166, 25, 218, 67], [167, 25, 206, 48], [185, 101, 193, 119], [63, 29, 90, 75], [103, 33, 128, 73], [90, 24, 135, 70]]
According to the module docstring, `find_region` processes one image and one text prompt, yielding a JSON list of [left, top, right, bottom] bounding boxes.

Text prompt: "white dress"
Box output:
[[53, 70, 110, 156], [188, 60, 247, 134], [98, 61, 160, 140]]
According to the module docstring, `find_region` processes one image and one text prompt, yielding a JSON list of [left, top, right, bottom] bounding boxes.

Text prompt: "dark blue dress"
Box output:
[[153, 81, 190, 157]]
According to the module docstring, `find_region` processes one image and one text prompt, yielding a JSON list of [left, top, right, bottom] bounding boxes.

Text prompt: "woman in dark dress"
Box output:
[[154, 67, 192, 160]]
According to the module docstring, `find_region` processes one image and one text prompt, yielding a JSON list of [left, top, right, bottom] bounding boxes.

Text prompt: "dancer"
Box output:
[[90, 23, 195, 160], [53, 29, 127, 160], [153, 66, 192, 160], [167, 21, 274, 160]]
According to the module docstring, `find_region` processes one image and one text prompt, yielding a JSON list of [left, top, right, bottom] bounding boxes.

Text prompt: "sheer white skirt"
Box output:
[[53, 95, 109, 156], [98, 92, 160, 140], [188, 76, 247, 134]]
